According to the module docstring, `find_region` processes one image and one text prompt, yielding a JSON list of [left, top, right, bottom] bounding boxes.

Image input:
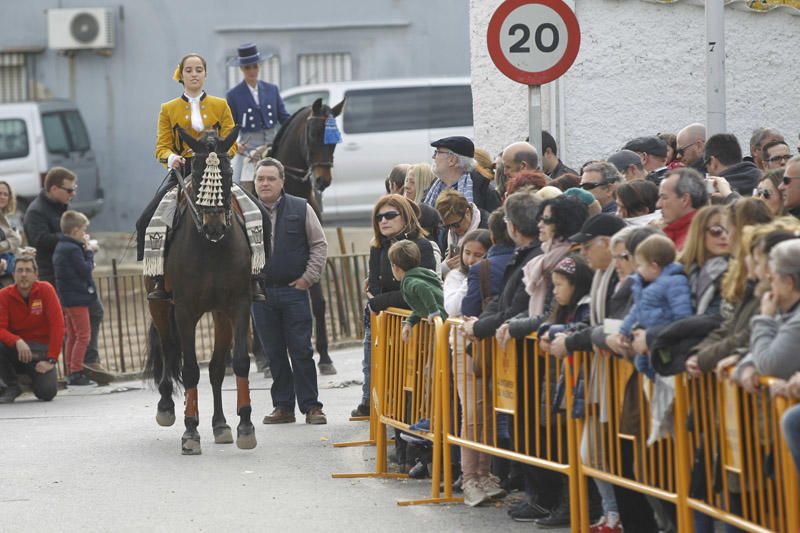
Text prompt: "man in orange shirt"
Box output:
[[0, 256, 64, 403]]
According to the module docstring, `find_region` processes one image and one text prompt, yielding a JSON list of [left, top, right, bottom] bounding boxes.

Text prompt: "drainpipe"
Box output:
[[706, 0, 726, 135]]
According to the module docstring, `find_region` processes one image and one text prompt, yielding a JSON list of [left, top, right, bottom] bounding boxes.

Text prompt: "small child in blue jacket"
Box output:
[[620, 234, 693, 379], [53, 211, 98, 386]]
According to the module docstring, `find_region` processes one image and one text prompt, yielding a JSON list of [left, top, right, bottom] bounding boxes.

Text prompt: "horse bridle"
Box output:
[[281, 114, 335, 189], [174, 163, 232, 241]]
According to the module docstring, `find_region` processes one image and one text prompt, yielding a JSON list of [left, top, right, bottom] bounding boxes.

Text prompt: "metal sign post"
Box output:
[[487, 0, 580, 157]]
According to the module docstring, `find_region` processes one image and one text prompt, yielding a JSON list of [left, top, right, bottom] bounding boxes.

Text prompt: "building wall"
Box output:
[[470, 0, 800, 170], [0, 0, 469, 230]]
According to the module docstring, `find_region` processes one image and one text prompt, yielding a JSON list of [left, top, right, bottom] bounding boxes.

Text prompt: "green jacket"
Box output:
[[400, 267, 447, 326]]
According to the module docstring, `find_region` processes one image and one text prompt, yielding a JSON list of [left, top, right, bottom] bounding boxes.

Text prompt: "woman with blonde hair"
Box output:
[[0, 180, 23, 286], [353, 194, 437, 420], [404, 163, 441, 242], [678, 205, 730, 316]]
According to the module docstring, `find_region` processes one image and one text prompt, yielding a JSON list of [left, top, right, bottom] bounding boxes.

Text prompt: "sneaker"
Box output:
[[67, 372, 96, 386], [0, 384, 22, 404], [408, 459, 429, 479], [591, 515, 623, 533], [509, 500, 550, 522], [479, 473, 507, 499], [462, 478, 489, 507], [83, 362, 114, 385], [262, 407, 296, 424], [409, 418, 430, 432], [305, 406, 327, 425], [534, 500, 571, 528], [350, 403, 370, 417]]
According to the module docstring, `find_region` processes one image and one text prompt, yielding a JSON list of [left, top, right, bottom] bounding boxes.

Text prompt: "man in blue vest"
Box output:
[[251, 157, 328, 425], [226, 43, 290, 185]]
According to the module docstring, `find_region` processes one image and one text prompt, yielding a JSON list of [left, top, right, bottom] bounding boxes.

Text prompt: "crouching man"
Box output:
[[0, 256, 64, 403]]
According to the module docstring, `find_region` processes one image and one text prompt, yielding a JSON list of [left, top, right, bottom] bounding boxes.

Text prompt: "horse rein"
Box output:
[[281, 114, 335, 187], [173, 168, 205, 235]]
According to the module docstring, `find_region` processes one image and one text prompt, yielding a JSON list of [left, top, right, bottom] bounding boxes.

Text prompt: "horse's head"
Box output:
[[305, 98, 345, 192], [177, 126, 239, 242]]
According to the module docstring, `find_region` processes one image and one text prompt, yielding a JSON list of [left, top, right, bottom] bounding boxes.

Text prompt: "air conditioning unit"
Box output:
[[48, 8, 115, 50]]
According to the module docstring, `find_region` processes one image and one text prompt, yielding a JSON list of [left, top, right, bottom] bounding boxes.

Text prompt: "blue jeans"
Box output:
[[361, 307, 371, 405], [783, 404, 800, 480], [252, 287, 321, 414]]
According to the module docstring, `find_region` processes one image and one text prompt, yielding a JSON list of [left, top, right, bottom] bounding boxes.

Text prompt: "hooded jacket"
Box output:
[[719, 161, 762, 196], [400, 266, 447, 326], [620, 262, 693, 337]]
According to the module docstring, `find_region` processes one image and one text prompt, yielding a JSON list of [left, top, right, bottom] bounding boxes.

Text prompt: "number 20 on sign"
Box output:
[[487, 0, 581, 86]]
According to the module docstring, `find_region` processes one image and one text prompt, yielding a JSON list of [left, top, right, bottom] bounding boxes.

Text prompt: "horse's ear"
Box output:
[[220, 125, 240, 154], [331, 99, 345, 117], [177, 126, 204, 154], [311, 98, 323, 115]]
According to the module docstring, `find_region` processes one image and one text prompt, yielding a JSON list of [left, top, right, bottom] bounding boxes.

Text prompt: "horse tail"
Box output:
[[143, 308, 183, 389]]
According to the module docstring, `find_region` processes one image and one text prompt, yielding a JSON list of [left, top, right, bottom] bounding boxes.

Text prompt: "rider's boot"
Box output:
[[251, 276, 266, 302], [147, 276, 171, 301]]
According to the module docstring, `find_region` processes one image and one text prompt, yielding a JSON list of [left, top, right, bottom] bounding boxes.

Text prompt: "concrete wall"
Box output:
[[0, 0, 470, 230], [470, 0, 800, 169]]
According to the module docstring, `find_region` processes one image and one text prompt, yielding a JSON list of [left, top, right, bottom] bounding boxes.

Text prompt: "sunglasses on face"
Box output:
[[580, 181, 608, 191], [783, 175, 800, 186], [539, 216, 556, 224], [706, 225, 728, 238], [445, 213, 466, 230], [754, 188, 772, 199], [375, 211, 401, 222], [59, 185, 78, 194]]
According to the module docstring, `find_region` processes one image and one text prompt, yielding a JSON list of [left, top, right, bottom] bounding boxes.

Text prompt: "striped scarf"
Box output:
[[422, 172, 473, 207]]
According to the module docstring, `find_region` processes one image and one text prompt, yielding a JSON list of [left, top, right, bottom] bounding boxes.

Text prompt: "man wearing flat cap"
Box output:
[[227, 43, 290, 185], [623, 136, 669, 185], [423, 136, 500, 212], [608, 150, 647, 182]]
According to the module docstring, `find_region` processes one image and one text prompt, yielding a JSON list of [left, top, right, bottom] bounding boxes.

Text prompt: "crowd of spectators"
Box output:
[[358, 125, 800, 532]]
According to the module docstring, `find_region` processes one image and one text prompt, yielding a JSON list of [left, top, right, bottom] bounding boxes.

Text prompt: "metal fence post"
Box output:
[[111, 259, 126, 373]]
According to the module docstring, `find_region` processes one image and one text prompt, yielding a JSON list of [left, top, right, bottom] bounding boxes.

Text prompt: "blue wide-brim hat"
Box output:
[[236, 43, 262, 66]]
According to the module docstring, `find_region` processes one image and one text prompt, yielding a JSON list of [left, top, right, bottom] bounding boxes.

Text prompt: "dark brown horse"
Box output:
[[263, 97, 345, 374], [145, 126, 257, 455]]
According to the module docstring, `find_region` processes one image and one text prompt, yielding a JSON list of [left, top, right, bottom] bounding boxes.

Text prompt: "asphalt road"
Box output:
[[1, 347, 568, 532]]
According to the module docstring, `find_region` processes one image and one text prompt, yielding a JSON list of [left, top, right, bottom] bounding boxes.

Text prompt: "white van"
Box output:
[[0, 99, 104, 218], [281, 78, 473, 223]]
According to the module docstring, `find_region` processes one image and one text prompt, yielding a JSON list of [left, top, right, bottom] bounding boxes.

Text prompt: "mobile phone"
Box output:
[[449, 245, 460, 258], [705, 175, 716, 194]]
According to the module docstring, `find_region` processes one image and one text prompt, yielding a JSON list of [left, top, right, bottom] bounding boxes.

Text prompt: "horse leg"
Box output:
[[149, 303, 176, 426], [309, 283, 336, 374], [233, 305, 256, 449], [210, 312, 233, 444], [175, 307, 202, 455]]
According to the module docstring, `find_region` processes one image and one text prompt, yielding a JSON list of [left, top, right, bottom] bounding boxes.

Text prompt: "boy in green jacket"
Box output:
[[387, 240, 447, 343]]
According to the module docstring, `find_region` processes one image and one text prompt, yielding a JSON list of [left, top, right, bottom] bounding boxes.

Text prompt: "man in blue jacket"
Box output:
[[227, 43, 290, 185]]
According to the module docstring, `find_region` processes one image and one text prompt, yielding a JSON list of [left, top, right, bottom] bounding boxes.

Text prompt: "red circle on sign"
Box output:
[[487, 0, 581, 85]]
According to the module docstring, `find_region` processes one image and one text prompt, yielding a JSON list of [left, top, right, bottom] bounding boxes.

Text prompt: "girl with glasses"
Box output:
[[755, 168, 786, 217]]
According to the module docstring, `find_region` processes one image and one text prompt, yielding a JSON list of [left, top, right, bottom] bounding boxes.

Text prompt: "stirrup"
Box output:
[[147, 277, 171, 301], [251, 278, 266, 302]]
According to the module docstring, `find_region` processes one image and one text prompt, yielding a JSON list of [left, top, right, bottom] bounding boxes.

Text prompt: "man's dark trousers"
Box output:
[[0, 342, 57, 401], [252, 287, 322, 414]]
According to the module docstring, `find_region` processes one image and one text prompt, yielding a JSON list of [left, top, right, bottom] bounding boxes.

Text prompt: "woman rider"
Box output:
[[137, 53, 265, 301]]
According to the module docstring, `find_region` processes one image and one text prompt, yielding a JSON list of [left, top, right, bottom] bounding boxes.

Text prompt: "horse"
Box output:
[[244, 97, 345, 375], [145, 125, 257, 455]]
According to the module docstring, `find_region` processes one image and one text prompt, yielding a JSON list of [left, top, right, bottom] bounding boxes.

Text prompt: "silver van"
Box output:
[[281, 78, 473, 223], [0, 99, 104, 217]]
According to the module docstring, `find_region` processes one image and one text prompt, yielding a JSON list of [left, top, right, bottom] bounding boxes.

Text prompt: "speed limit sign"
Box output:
[[487, 0, 580, 85]]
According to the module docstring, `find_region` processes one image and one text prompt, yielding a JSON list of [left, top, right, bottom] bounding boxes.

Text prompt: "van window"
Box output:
[[42, 113, 70, 154], [343, 87, 430, 135], [0, 119, 29, 160], [283, 91, 329, 115], [63, 111, 91, 152], [428, 86, 473, 129]]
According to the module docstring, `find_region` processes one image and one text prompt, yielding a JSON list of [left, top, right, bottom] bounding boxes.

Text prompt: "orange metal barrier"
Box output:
[[442, 319, 582, 529], [333, 309, 460, 506], [676, 371, 800, 533], [572, 350, 692, 532]]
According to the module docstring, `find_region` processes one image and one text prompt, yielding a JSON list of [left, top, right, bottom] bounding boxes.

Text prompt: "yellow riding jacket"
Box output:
[[155, 92, 237, 166]]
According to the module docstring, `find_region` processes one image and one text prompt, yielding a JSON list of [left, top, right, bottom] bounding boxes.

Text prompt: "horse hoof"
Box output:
[[156, 410, 176, 427], [236, 428, 257, 450], [318, 363, 337, 376], [181, 437, 202, 455], [214, 426, 234, 444]]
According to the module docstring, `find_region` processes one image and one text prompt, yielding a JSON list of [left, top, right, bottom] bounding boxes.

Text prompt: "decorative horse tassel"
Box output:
[[197, 152, 225, 207], [323, 115, 342, 145]]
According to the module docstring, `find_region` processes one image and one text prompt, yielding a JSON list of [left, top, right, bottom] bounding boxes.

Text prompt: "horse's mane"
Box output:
[[270, 106, 309, 156]]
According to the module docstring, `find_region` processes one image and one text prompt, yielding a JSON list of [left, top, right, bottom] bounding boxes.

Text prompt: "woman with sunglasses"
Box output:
[[678, 205, 731, 317], [754, 168, 785, 216], [351, 194, 436, 419], [435, 189, 488, 276]]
